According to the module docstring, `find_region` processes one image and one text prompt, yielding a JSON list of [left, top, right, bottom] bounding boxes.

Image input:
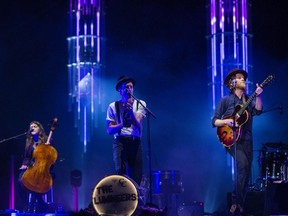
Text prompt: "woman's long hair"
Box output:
[[25, 121, 48, 150]]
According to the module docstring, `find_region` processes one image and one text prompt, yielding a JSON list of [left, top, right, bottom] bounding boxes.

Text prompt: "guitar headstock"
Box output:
[[259, 74, 275, 88]]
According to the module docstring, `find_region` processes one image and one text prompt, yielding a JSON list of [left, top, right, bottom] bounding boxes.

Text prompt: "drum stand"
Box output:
[[264, 165, 269, 187]]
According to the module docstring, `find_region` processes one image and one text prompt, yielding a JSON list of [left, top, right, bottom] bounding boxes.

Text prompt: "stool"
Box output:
[[44, 186, 54, 204], [27, 187, 54, 213]]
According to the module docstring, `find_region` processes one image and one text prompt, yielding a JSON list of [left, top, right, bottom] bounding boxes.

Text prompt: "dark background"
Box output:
[[0, 0, 287, 214]]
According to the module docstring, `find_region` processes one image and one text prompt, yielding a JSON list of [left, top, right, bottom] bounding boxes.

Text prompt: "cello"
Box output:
[[21, 118, 58, 194]]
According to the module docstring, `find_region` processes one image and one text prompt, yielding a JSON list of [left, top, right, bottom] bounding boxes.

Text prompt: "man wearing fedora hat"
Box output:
[[106, 75, 146, 185], [212, 68, 263, 215]]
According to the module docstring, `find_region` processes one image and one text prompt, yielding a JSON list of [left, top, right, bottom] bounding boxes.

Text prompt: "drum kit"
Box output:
[[89, 143, 287, 215], [257, 142, 288, 185]]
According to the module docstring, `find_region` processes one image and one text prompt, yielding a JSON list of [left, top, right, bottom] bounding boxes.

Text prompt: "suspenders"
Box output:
[[115, 100, 139, 124], [115, 101, 121, 124]]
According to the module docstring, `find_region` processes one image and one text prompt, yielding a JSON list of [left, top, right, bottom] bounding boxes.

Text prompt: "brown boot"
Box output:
[[229, 204, 237, 215]]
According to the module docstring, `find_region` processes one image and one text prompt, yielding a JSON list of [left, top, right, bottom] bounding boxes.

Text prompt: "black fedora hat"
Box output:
[[224, 68, 248, 87], [115, 75, 136, 90]]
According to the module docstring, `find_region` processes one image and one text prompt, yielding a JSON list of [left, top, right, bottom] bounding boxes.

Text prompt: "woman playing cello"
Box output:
[[18, 121, 54, 213]]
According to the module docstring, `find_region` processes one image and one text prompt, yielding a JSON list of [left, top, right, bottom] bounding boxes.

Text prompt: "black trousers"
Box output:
[[227, 139, 253, 207], [113, 136, 143, 185]]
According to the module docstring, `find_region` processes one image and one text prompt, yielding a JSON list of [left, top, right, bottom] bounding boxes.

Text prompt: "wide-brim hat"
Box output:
[[224, 68, 248, 87], [115, 75, 136, 90]]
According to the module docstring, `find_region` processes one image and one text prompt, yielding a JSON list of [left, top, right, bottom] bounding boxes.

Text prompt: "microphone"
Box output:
[[232, 79, 237, 87], [279, 103, 283, 115], [125, 89, 131, 95]]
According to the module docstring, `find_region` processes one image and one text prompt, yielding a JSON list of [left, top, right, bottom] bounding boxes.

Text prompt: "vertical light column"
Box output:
[[67, 0, 105, 153], [207, 0, 252, 182], [207, 0, 252, 112]]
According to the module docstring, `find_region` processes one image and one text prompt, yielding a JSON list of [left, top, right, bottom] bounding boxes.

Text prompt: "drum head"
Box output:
[[92, 175, 138, 216], [152, 170, 183, 194]]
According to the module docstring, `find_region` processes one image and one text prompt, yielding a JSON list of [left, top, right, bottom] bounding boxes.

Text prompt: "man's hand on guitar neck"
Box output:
[[255, 83, 263, 96], [255, 83, 263, 111]]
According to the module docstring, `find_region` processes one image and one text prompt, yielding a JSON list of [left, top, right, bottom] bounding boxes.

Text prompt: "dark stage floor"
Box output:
[[2, 183, 288, 216]]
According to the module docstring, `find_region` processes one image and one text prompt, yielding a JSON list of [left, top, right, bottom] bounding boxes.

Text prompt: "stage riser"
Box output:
[[0, 214, 69, 216]]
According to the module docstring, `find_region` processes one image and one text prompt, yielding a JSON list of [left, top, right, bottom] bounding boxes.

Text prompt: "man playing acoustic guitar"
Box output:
[[212, 68, 263, 215]]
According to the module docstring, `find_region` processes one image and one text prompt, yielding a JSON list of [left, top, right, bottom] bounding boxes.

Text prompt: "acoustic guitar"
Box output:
[[217, 75, 274, 148], [21, 118, 58, 193]]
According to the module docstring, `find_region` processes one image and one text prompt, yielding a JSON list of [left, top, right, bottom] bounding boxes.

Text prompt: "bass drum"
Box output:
[[92, 175, 140, 216], [258, 150, 287, 180]]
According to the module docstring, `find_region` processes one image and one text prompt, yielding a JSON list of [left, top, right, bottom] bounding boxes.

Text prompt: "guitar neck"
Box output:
[[237, 74, 274, 116], [237, 91, 257, 116]]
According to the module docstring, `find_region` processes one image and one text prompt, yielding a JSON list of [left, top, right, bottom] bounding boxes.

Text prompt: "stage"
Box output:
[[0, 213, 70, 216]]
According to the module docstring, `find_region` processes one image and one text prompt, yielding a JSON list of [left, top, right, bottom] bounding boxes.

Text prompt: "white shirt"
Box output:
[[106, 99, 146, 138]]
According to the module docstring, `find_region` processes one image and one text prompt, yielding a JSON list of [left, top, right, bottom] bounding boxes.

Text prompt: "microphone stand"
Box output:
[[231, 91, 239, 215], [0, 132, 27, 144], [261, 105, 283, 114], [129, 93, 156, 203], [0, 131, 27, 212]]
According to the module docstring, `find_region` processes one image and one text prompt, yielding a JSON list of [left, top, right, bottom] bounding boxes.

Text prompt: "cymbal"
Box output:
[[264, 142, 288, 150]]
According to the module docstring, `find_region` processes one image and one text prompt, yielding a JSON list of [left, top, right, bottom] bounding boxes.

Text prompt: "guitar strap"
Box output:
[[115, 101, 121, 123], [242, 94, 247, 104], [115, 101, 121, 135]]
